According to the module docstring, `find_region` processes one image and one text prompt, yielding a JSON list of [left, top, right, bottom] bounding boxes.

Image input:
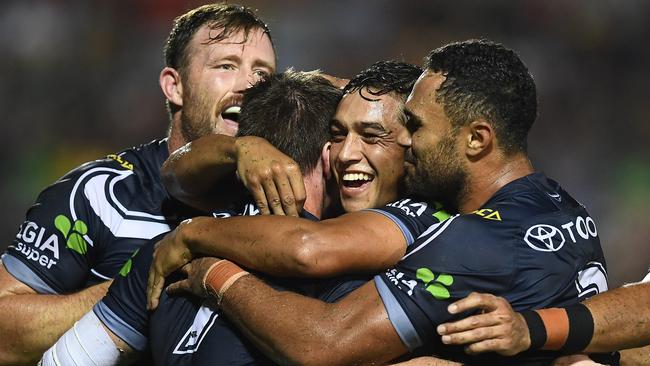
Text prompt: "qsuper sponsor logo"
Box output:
[[524, 216, 598, 252], [15, 221, 60, 268]]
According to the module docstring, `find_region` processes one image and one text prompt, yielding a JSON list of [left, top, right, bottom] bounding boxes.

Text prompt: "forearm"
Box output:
[[0, 281, 110, 365], [585, 281, 650, 352], [183, 212, 404, 277], [220, 276, 405, 366], [184, 216, 321, 277], [162, 134, 238, 211]]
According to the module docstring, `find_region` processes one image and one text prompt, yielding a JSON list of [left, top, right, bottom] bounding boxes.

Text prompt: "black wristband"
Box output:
[[560, 303, 595, 354], [521, 310, 547, 350]]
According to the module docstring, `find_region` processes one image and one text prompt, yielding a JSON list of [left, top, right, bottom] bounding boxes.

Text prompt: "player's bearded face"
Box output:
[[178, 27, 275, 142], [405, 128, 467, 212]]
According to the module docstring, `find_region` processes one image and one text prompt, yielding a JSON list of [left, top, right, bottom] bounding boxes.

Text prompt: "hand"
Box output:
[[388, 356, 463, 365], [553, 355, 604, 366], [235, 136, 305, 216], [146, 222, 193, 310], [436, 292, 530, 356], [165, 257, 223, 299]]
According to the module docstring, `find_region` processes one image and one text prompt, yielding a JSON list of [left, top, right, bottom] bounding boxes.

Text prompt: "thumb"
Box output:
[[166, 279, 191, 296]]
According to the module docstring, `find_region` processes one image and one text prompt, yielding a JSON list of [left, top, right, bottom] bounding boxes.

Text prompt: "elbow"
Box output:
[[289, 230, 339, 278]]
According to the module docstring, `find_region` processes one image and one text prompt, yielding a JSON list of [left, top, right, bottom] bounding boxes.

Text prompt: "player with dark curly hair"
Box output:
[[154, 40, 615, 366]]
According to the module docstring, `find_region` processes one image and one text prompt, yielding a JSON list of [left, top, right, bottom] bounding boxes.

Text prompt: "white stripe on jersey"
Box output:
[[401, 214, 459, 260]]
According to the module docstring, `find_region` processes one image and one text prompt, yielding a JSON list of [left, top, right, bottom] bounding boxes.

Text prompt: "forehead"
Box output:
[[187, 26, 276, 65], [405, 71, 447, 120], [334, 89, 403, 129]]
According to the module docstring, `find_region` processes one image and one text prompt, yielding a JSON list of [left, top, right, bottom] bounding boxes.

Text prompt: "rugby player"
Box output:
[[41, 70, 344, 365], [0, 3, 275, 364], [433, 270, 650, 362], [145, 60, 445, 304], [153, 40, 617, 365]]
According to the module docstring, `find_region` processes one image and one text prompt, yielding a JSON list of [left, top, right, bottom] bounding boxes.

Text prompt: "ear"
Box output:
[[465, 119, 493, 158], [321, 142, 332, 179], [159, 67, 183, 107]]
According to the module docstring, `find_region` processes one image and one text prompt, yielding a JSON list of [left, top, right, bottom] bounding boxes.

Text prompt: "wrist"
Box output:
[[202, 260, 249, 305]]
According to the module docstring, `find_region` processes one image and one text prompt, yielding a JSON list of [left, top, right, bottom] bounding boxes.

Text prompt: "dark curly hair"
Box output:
[[164, 3, 274, 73], [238, 71, 342, 173], [426, 39, 537, 155], [344, 60, 423, 102]]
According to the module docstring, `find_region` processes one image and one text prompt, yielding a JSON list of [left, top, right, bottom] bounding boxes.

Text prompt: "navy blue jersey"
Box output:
[[1, 139, 195, 294], [375, 173, 617, 365], [96, 198, 445, 365]]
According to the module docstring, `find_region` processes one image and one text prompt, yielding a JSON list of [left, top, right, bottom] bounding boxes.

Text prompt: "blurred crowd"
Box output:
[[1, 0, 648, 287]]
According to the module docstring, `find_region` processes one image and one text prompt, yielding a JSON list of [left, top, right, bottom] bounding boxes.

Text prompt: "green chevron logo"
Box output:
[[119, 249, 140, 277], [54, 215, 89, 255], [416, 268, 453, 300]]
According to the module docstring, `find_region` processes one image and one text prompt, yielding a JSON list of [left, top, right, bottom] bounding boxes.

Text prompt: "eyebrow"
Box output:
[[208, 54, 274, 71], [359, 121, 388, 132]]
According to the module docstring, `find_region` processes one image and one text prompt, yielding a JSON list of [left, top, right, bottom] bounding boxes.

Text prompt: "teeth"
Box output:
[[224, 106, 241, 115], [342, 173, 373, 182]]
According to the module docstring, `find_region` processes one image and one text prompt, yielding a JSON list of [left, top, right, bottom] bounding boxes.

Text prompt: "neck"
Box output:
[[458, 153, 534, 214], [167, 113, 186, 154], [302, 169, 325, 219]]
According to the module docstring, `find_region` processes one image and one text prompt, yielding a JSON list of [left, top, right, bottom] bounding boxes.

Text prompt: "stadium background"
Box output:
[[1, 0, 648, 288]]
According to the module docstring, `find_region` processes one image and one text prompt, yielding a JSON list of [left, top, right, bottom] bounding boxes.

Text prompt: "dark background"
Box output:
[[1, 0, 648, 287]]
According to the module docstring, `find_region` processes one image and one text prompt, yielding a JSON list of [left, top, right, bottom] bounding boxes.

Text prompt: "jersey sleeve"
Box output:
[[93, 236, 160, 352], [374, 215, 516, 350], [364, 198, 450, 246], [3, 156, 172, 294], [2, 163, 108, 294]]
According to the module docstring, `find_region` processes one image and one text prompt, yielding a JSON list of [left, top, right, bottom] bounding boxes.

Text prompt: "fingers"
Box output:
[[447, 292, 504, 314], [147, 264, 165, 310], [438, 312, 503, 336], [286, 165, 306, 215], [261, 174, 284, 216], [274, 171, 300, 217], [464, 337, 516, 356], [166, 279, 191, 296]]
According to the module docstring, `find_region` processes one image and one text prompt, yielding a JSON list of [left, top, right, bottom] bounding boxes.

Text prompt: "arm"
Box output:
[[40, 310, 137, 366], [147, 211, 407, 308], [162, 134, 305, 215], [0, 263, 110, 365], [437, 281, 650, 355], [169, 257, 407, 366]]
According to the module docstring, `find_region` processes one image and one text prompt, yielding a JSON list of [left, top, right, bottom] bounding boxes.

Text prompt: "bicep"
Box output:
[[326, 281, 409, 365], [311, 212, 408, 275]]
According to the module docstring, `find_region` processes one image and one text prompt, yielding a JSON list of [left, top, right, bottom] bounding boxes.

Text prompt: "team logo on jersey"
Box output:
[[416, 268, 454, 300], [173, 305, 219, 354], [54, 215, 89, 255], [118, 249, 140, 277], [68, 167, 171, 242], [575, 261, 608, 298], [472, 208, 502, 221], [14, 221, 60, 269], [524, 216, 598, 252]]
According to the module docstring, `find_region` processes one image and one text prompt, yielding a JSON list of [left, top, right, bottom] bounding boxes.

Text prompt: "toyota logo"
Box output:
[[524, 224, 565, 252]]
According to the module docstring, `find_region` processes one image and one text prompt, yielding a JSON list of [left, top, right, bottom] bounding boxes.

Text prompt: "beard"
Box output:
[[180, 87, 218, 143], [405, 132, 468, 213]]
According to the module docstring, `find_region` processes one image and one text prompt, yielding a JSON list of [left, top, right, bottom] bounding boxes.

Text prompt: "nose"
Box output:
[[397, 128, 412, 148], [336, 134, 363, 165], [233, 68, 259, 93]]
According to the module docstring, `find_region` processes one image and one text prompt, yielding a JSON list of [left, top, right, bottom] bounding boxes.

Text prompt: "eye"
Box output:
[[329, 128, 346, 142], [361, 134, 381, 144], [405, 114, 421, 134], [216, 63, 236, 71], [253, 69, 270, 79]]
